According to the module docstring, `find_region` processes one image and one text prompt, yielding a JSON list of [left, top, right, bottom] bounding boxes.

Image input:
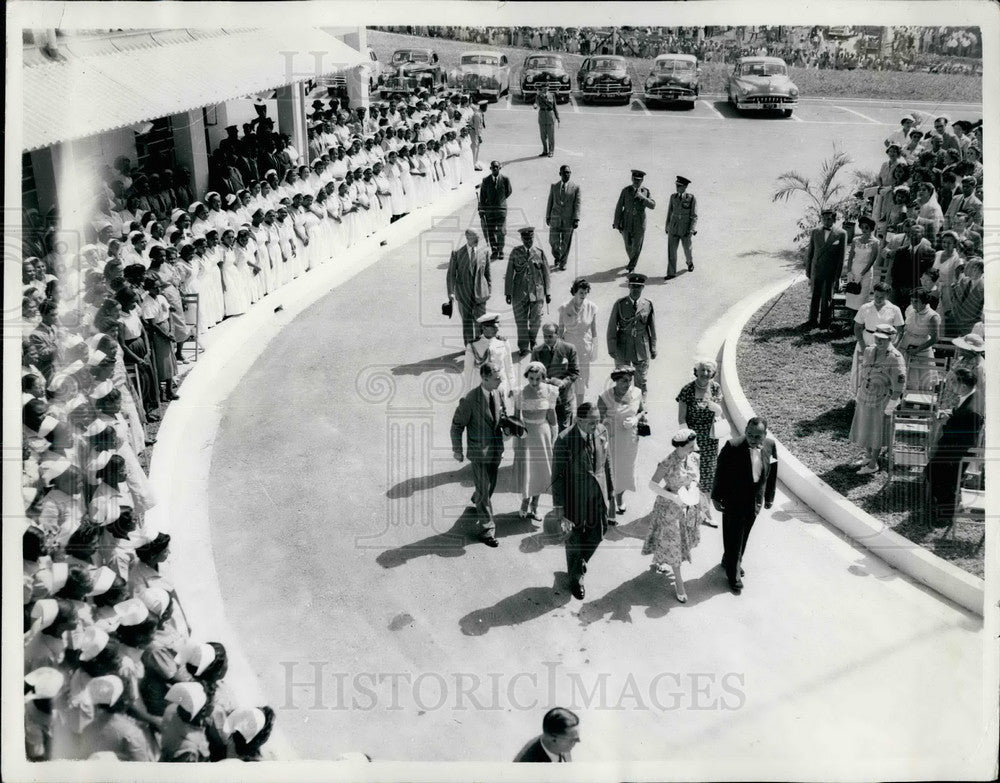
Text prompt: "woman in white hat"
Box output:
[[160, 681, 211, 761], [77, 674, 157, 760], [641, 428, 710, 602], [598, 365, 646, 514], [849, 323, 907, 474], [938, 332, 985, 417]]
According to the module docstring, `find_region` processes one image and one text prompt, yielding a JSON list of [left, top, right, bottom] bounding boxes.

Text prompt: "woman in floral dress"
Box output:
[[642, 429, 710, 603], [675, 359, 725, 494], [513, 361, 558, 520]]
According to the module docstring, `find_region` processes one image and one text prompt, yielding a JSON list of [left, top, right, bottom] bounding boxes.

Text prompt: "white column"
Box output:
[[275, 83, 307, 166], [171, 109, 211, 200], [342, 27, 371, 109]]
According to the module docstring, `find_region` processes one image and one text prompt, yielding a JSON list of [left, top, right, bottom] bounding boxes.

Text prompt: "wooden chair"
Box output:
[[181, 293, 200, 362], [899, 355, 949, 415], [126, 364, 142, 404], [943, 448, 985, 550]]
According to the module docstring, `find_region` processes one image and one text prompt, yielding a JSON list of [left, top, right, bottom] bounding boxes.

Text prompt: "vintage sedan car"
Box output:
[[727, 56, 799, 117], [447, 51, 511, 101], [380, 49, 444, 96], [519, 54, 571, 103], [576, 55, 632, 104], [643, 53, 699, 107]]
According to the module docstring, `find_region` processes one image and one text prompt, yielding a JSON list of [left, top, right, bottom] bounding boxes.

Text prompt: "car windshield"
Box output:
[[461, 55, 500, 66], [526, 57, 561, 69], [656, 59, 695, 72], [393, 51, 429, 64], [591, 58, 624, 71], [741, 61, 787, 77]]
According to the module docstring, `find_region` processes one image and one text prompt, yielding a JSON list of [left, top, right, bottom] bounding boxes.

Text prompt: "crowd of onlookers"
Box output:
[[825, 112, 986, 522], [374, 25, 983, 73], [20, 87, 479, 762]]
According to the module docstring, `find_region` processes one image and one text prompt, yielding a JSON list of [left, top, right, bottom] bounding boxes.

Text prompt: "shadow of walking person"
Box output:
[[459, 573, 572, 636]]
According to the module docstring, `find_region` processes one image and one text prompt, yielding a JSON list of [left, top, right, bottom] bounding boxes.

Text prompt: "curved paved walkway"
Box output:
[[201, 107, 985, 773]]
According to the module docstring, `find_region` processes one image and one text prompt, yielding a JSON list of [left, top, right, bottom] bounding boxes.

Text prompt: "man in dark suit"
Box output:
[[926, 368, 983, 525], [612, 169, 656, 273], [513, 707, 580, 762], [446, 229, 492, 345], [451, 362, 508, 548], [545, 165, 581, 271], [478, 161, 513, 260], [711, 417, 778, 594], [531, 323, 580, 430], [552, 402, 616, 599], [888, 221, 936, 310], [803, 209, 848, 329]]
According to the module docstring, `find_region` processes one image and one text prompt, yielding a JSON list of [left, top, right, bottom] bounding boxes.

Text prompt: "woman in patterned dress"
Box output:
[[513, 361, 558, 521], [642, 429, 710, 603], [901, 288, 941, 391], [597, 366, 645, 514], [675, 359, 725, 495], [557, 278, 599, 409]]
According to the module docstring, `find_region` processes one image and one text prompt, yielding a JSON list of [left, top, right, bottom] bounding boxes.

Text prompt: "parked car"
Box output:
[[576, 55, 632, 104], [448, 51, 511, 101], [519, 54, 571, 103], [726, 56, 799, 117], [643, 53, 699, 107], [380, 49, 444, 96]]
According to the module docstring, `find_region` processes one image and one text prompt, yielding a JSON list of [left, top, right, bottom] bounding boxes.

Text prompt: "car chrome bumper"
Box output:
[[735, 97, 798, 110], [644, 90, 696, 102], [521, 84, 571, 97], [582, 88, 631, 100]]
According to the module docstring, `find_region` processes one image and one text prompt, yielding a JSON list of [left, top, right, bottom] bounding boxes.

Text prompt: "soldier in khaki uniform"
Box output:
[[606, 273, 657, 399], [612, 170, 656, 273], [665, 175, 698, 279], [505, 227, 552, 355], [534, 86, 561, 157]]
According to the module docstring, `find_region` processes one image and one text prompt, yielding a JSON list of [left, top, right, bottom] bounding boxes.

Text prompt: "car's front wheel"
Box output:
[[782, 108, 793, 118]]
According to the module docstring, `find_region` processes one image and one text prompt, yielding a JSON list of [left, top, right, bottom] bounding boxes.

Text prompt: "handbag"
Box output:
[[843, 279, 863, 295], [636, 415, 651, 437], [441, 300, 453, 318]]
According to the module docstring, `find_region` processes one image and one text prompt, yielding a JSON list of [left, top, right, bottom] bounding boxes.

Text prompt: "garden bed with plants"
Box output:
[[736, 280, 983, 578]]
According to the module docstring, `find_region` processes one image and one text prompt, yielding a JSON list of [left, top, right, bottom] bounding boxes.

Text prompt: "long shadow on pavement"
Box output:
[[576, 565, 731, 626], [391, 351, 464, 377], [376, 510, 537, 569], [584, 267, 631, 285], [459, 573, 572, 636]]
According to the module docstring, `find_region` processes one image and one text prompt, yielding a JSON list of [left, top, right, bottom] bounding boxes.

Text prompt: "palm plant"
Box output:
[[772, 146, 854, 245]]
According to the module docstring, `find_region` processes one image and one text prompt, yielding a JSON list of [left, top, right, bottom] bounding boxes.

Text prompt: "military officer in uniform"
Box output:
[[612, 170, 656, 273], [665, 175, 698, 279], [463, 313, 518, 400], [545, 165, 581, 271], [470, 100, 487, 171], [534, 86, 561, 158], [505, 227, 552, 355], [606, 273, 657, 399]]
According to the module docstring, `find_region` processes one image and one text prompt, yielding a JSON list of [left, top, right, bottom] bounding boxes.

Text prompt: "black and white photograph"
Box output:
[[3, 1, 998, 781]]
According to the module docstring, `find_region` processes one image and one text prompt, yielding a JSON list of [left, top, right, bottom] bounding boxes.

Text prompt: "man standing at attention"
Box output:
[[664, 175, 697, 279], [446, 229, 492, 346], [451, 362, 508, 549], [552, 402, 616, 600], [470, 100, 487, 171], [534, 84, 561, 157], [803, 208, 847, 330], [545, 164, 581, 272], [612, 169, 656, 273], [505, 227, 551, 356], [606, 273, 657, 401], [479, 161, 513, 260]]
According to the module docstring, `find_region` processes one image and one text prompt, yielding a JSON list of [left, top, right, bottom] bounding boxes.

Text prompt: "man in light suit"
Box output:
[[531, 323, 580, 430], [664, 175, 697, 279], [552, 402, 616, 600], [711, 417, 778, 594], [513, 707, 580, 762], [451, 362, 508, 548], [478, 161, 513, 259], [803, 209, 848, 330], [545, 165, 581, 271], [612, 169, 656, 273], [446, 229, 492, 345]]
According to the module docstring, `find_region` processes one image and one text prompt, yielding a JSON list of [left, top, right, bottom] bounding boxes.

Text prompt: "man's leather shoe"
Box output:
[[687, 263, 694, 272], [800, 321, 818, 330], [721, 558, 745, 576], [571, 581, 585, 600], [730, 581, 743, 595], [539, 151, 548, 157], [481, 535, 499, 548], [665, 274, 676, 281]]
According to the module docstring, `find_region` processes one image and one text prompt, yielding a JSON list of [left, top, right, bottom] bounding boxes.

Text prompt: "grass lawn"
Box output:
[[367, 30, 983, 104], [736, 280, 984, 578]]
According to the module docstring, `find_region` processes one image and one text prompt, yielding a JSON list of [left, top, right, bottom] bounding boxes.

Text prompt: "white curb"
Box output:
[[144, 184, 477, 760], [716, 276, 984, 616]]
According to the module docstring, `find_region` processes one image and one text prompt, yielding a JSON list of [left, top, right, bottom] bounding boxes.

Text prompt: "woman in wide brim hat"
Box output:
[[641, 428, 711, 603], [597, 364, 645, 514]]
